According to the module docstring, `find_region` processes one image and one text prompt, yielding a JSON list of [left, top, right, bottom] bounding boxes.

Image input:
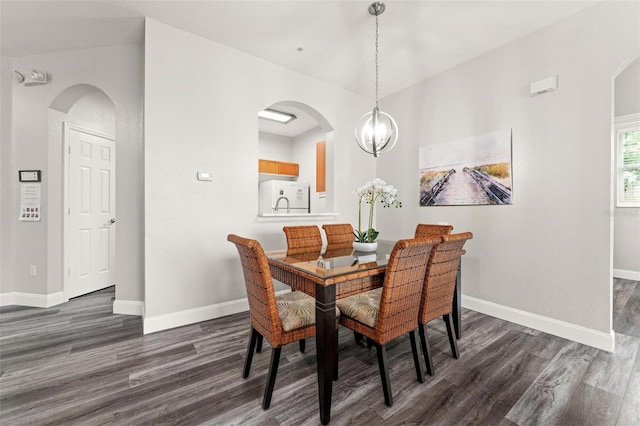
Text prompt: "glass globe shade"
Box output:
[[354, 107, 398, 157]]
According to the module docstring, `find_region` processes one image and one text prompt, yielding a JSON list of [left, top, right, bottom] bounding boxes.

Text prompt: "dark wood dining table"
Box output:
[[265, 240, 462, 425]]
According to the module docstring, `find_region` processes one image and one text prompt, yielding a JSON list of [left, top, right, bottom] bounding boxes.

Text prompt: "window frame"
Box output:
[[615, 113, 640, 208]]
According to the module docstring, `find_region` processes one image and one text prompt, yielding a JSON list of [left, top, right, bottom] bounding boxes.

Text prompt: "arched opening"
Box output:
[[257, 100, 335, 215], [48, 84, 116, 300]]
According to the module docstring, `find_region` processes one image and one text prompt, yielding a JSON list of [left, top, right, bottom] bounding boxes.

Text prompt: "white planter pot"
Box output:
[[353, 241, 378, 252]]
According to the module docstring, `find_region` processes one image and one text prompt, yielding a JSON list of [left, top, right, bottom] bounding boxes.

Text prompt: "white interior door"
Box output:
[[65, 123, 116, 299]]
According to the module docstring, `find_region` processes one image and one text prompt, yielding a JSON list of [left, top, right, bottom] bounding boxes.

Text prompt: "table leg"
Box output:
[[315, 283, 336, 425], [452, 262, 462, 340]]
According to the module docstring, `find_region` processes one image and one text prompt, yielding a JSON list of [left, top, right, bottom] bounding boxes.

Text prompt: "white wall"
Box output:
[[615, 57, 640, 117], [0, 56, 12, 294], [0, 46, 144, 306], [67, 91, 116, 136], [143, 19, 375, 331], [376, 1, 639, 349], [258, 131, 293, 162], [614, 57, 640, 278]]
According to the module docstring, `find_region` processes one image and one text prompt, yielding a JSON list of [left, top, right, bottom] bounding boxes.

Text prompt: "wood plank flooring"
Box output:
[[1, 278, 639, 425]]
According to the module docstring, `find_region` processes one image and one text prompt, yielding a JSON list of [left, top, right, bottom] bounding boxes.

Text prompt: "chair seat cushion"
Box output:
[[276, 291, 339, 332], [336, 287, 382, 328]]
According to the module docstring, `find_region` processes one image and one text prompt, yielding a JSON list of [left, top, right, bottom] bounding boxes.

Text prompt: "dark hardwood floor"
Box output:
[[1, 278, 639, 425]]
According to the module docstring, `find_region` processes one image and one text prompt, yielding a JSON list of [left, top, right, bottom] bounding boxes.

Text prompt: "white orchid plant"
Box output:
[[354, 178, 402, 243]]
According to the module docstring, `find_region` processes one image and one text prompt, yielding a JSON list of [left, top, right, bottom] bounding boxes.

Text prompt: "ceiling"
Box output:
[[2, 0, 600, 100]]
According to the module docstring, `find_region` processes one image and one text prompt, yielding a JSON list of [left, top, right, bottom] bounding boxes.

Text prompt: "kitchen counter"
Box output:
[[257, 212, 339, 221]]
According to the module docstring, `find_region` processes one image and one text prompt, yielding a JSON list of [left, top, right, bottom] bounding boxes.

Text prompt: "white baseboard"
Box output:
[[0, 291, 66, 308], [613, 269, 640, 281], [113, 299, 144, 317], [462, 295, 615, 353], [143, 289, 290, 335]]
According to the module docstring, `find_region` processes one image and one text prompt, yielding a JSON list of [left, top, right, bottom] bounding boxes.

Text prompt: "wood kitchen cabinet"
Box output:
[[277, 162, 299, 176], [258, 159, 279, 174], [258, 159, 299, 176], [316, 141, 326, 192]]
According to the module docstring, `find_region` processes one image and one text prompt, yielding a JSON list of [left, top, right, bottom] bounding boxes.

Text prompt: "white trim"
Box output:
[[143, 289, 290, 334], [113, 299, 144, 316], [0, 291, 66, 308], [616, 113, 640, 127], [613, 269, 640, 281], [462, 295, 615, 352]]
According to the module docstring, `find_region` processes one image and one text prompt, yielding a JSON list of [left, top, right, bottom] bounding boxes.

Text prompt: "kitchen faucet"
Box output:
[[274, 196, 290, 213]]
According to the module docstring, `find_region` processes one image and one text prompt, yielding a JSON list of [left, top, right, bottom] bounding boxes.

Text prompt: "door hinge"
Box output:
[[68, 207, 71, 215], [68, 268, 71, 277], [68, 145, 71, 154]]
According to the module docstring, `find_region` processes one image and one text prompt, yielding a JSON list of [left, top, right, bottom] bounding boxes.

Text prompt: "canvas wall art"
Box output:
[[419, 129, 512, 206]]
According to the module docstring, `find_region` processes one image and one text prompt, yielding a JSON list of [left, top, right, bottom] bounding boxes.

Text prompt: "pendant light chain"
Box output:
[[375, 10, 379, 109], [354, 2, 398, 157]]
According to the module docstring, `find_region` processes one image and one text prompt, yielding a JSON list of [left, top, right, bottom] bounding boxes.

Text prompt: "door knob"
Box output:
[[105, 218, 116, 226]]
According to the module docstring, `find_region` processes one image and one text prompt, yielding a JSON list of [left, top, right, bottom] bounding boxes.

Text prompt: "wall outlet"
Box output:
[[30, 265, 37, 276], [437, 221, 448, 225]]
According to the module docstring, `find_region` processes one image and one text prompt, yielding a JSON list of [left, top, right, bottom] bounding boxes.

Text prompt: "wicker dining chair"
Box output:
[[414, 223, 454, 238], [336, 237, 440, 407], [227, 234, 328, 409], [418, 232, 473, 377], [283, 225, 323, 255], [322, 223, 355, 249]]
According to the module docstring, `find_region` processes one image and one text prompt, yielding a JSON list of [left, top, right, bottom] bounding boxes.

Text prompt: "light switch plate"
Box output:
[[197, 171, 213, 181], [530, 75, 558, 96]]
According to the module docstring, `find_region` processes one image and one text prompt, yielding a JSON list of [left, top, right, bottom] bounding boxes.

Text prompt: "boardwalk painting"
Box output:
[[419, 129, 513, 206]]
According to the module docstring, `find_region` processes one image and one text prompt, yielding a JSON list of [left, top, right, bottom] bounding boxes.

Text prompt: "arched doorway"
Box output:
[[49, 84, 116, 299]]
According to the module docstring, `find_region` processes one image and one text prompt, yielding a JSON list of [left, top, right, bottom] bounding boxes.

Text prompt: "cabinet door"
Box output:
[[278, 162, 299, 176], [258, 159, 279, 174], [316, 141, 326, 192]]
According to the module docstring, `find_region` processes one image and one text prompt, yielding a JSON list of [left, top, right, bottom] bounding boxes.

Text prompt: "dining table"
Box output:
[[265, 240, 463, 425]]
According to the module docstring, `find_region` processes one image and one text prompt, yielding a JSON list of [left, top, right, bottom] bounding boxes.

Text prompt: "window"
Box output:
[[616, 114, 640, 207]]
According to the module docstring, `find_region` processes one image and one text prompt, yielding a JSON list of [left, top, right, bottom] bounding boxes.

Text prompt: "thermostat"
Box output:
[[19, 170, 41, 182]]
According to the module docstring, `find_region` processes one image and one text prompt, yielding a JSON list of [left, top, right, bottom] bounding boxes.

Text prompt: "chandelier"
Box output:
[[354, 2, 398, 157]]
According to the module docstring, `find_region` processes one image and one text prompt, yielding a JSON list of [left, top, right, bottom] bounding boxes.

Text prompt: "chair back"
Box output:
[[414, 224, 453, 238], [227, 234, 282, 344], [322, 223, 355, 249], [374, 237, 440, 344], [283, 225, 323, 254], [419, 232, 473, 324]]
